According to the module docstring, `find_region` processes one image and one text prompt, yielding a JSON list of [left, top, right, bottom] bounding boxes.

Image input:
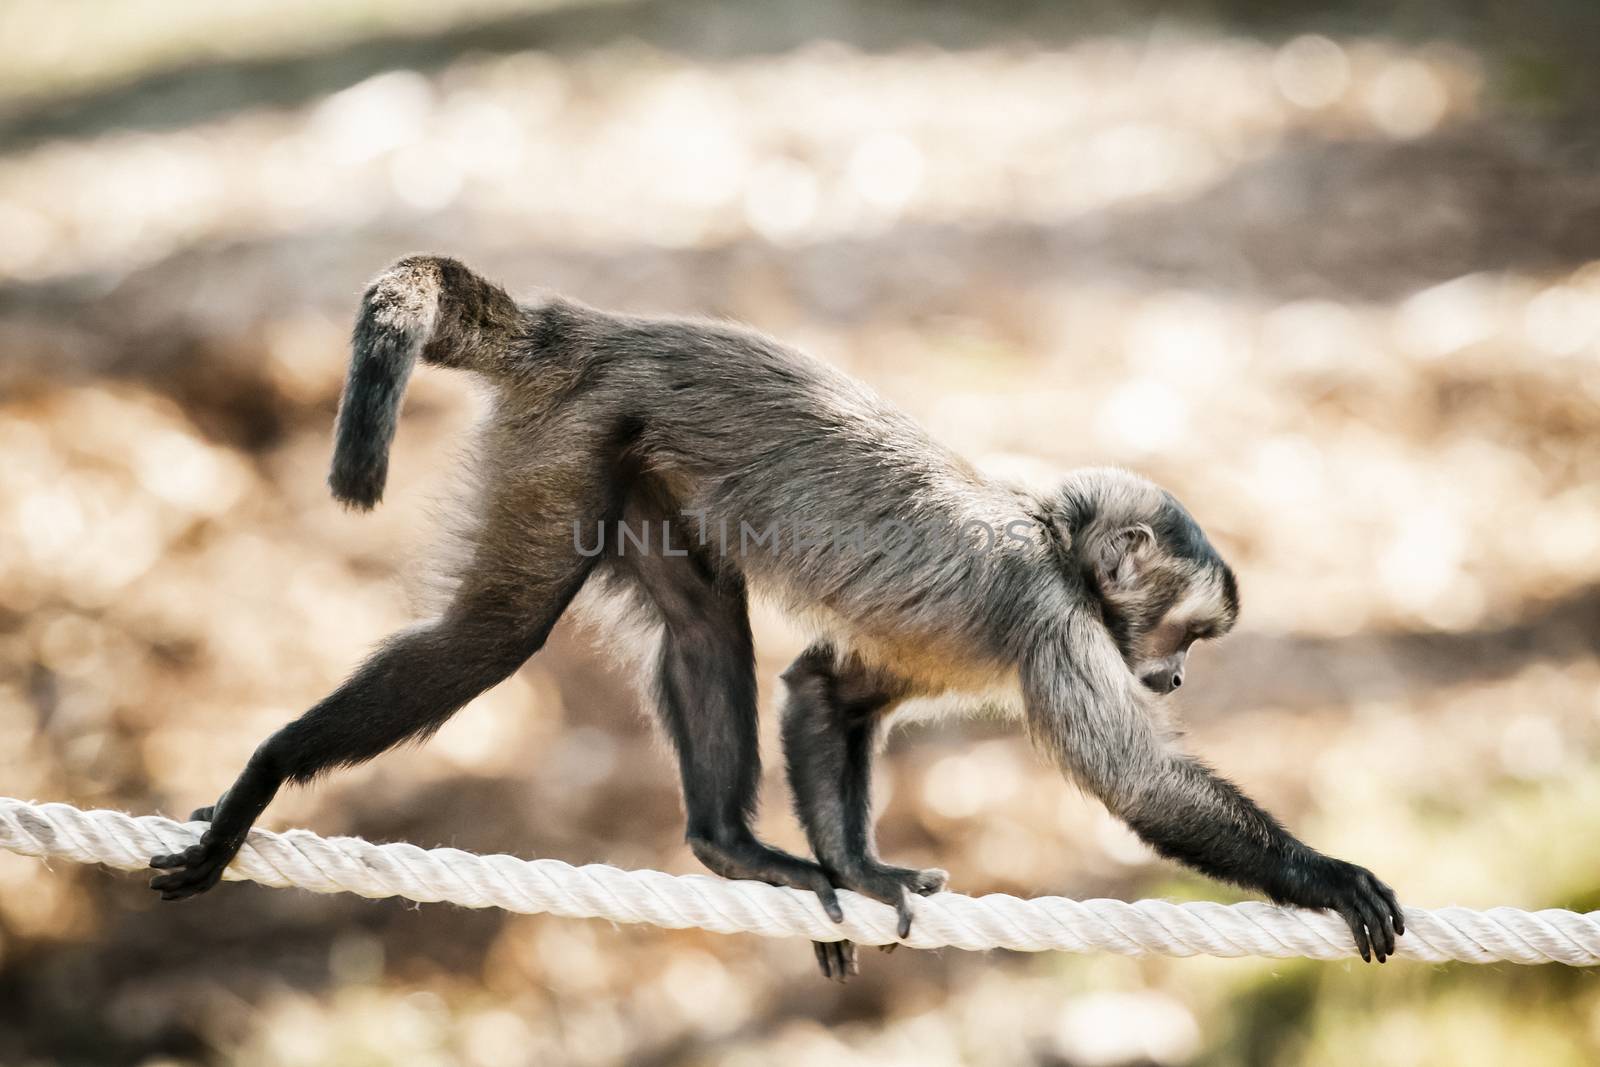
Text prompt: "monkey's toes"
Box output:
[[830, 863, 947, 940], [148, 834, 238, 901], [188, 804, 216, 822], [805, 871, 846, 924], [813, 939, 857, 981]]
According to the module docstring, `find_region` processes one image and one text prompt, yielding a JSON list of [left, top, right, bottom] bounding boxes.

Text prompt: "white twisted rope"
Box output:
[[2, 797, 1596, 964]]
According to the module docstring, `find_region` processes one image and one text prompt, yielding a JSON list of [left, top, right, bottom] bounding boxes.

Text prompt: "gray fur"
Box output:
[[153, 255, 1402, 972]]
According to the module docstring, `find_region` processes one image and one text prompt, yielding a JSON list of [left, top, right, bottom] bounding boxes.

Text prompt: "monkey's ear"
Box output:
[[1096, 524, 1155, 590]]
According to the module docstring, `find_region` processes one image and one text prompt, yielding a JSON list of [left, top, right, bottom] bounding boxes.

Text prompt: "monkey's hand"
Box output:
[[1276, 854, 1405, 963], [148, 802, 244, 901]]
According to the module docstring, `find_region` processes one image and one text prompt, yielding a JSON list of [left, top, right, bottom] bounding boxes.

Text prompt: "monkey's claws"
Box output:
[[148, 827, 241, 901], [1307, 858, 1405, 963]]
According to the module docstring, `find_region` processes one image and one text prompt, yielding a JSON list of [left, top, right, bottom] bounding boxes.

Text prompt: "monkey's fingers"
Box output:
[[1361, 873, 1402, 961], [1337, 904, 1374, 963], [1346, 869, 1402, 961], [1312, 858, 1403, 963], [1377, 880, 1405, 937], [1357, 894, 1390, 963]]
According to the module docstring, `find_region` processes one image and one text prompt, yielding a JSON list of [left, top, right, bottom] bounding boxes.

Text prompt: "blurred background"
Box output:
[[2, 1, 1600, 1064]]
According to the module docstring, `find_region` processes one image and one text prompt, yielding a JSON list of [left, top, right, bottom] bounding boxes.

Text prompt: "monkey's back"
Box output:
[[548, 303, 1045, 670]]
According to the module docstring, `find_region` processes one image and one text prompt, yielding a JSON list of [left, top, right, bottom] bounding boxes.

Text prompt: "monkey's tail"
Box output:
[[330, 254, 521, 510]]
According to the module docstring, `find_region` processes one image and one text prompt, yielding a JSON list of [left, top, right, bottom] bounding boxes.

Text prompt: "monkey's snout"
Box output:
[[1141, 668, 1183, 695]]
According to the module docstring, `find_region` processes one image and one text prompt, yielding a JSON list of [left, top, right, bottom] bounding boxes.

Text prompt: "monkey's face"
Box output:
[[1128, 602, 1221, 695], [1087, 521, 1238, 697]]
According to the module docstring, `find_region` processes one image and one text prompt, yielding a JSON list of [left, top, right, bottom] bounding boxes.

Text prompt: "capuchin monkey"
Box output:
[[150, 255, 1404, 978]]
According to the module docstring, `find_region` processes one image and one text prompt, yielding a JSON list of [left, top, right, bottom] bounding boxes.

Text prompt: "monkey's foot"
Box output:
[[829, 862, 949, 939], [148, 824, 244, 901], [688, 832, 846, 923], [806, 864, 946, 980]]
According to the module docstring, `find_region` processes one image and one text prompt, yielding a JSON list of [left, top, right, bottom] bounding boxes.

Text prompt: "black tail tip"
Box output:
[[328, 463, 385, 511]]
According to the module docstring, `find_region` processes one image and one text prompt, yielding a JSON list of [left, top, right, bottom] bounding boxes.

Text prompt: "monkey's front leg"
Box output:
[[780, 646, 947, 971], [1025, 630, 1405, 962], [1122, 757, 1406, 962]]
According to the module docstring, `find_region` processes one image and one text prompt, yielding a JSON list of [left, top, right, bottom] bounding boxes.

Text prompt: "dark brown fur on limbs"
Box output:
[[150, 255, 1403, 978]]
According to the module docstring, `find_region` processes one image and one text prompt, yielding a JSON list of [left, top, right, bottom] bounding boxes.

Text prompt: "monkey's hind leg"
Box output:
[[151, 465, 610, 900], [618, 507, 846, 931], [781, 644, 948, 948]]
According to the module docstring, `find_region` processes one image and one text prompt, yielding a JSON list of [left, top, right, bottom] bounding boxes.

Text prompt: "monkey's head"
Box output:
[[1046, 468, 1239, 696]]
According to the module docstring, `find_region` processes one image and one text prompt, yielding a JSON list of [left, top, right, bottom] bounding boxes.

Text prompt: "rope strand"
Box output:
[[3, 797, 1596, 964]]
